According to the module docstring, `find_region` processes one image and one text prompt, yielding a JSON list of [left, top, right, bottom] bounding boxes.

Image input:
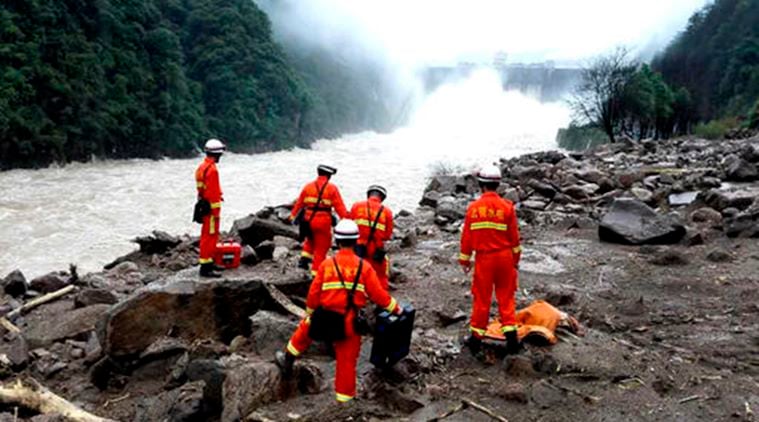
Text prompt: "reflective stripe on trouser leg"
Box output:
[[334, 331, 361, 403], [286, 318, 313, 357], [469, 256, 495, 338]]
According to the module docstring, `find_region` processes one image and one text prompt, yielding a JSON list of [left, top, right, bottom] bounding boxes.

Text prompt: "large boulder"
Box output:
[[598, 198, 686, 245], [29, 272, 68, 294], [423, 175, 457, 195], [24, 304, 110, 348], [700, 187, 759, 211], [103, 278, 263, 359], [435, 196, 467, 221], [230, 216, 298, 248]]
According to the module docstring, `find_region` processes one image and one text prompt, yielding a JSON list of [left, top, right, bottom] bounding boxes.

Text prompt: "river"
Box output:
[[0, 69, 571, 278]]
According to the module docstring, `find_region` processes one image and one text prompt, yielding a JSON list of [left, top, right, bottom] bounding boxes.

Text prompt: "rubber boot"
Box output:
[[199, 263, 222, 278], [464, 335, 482, 355], [505, 330, 523, 355], [297, 257, 312, 270], [275, 350, 295, 378]]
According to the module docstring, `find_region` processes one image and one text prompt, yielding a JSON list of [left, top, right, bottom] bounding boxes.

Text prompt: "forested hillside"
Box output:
[[0, 0, 318, 170], [654, 0, 759, 129]]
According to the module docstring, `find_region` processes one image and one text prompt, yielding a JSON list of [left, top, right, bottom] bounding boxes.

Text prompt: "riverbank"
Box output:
[[0, 136, 757, 420]]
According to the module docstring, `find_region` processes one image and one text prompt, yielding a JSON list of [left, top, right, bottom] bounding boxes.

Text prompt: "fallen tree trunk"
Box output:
[[0, 378, 116, 422]]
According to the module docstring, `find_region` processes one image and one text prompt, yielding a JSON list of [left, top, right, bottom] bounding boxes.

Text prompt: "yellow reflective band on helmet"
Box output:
[[384, 297, 398, 313], [336, 393, 354, 403], [513, 245, 523, 253], [459, 252, 471, 261], [501, 325, 517, 333], [301, 251, 313, 259], [198, 257, 214, 264], [470, 326, 486, 336], [322, 282, 365, 292], [355, 219, 386, 231], [286, 341, 302, 357], [209, 216, 216, 234], [470, 222, 508, 231], [210, 202, 221, 209]]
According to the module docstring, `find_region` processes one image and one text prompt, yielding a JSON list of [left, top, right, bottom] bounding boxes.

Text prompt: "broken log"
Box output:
[[0, 378, 115, 422], [263, 283, 306, 319], [6, 285, 76, 319]]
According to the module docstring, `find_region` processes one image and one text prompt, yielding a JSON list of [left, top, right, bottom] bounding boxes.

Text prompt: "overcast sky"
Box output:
[[262, 0, 711, 66]]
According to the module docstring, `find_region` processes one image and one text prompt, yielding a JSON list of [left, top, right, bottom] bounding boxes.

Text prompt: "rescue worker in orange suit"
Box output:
[[275, 220, 403, 403], [349, 185, 394, 290], [459, 164, 523, 355], [195, 138, 226, 278], [289, 165, 349, 277]]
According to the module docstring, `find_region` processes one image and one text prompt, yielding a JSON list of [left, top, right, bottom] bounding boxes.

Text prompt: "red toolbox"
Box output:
[[214, 241, 241, 269]]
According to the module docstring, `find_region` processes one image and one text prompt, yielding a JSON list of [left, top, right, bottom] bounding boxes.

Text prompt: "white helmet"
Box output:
[[477, 164, 502, 183], [204, 138, 226, 154], [334, 219, 360, 240]]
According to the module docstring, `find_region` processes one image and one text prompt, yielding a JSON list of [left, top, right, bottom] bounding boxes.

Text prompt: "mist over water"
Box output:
[[0, 68, 570, 278]]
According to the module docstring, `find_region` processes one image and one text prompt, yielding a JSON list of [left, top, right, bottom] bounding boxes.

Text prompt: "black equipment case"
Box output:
[[370, 303, 415, 368]]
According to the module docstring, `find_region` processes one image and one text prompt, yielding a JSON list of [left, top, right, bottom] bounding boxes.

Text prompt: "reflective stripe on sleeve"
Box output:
[[210, 202, 221, 209], [355, 219, 386, 231], [209, 216, 215, 235], [304, 197, 333, 206], [196, 182, 205, 188], [513, 245, 523, 254], [384, 297, 398, 313], [459, 252, 471, 261], [470, 221, 508, 231], [301, 251, 314, 259]]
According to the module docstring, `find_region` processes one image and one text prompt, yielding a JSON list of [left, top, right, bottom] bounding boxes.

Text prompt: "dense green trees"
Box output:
[[566, 48, 690, 147], [0, 0, 315, 169], [654, 0, 759, 127]]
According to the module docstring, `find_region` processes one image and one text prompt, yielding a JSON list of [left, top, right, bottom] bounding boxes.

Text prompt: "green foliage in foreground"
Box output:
[[0, 0, 311, 169]]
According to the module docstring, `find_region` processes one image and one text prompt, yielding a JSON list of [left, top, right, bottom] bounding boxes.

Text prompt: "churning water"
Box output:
[[0, 69, 570, 278]]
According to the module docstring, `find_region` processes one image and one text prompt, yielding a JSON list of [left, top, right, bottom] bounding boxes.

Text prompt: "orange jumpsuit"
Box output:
[[285, 249, 400, 402], [195, 157, 222, 265], [459, 192, 522, 338], [290, 176, 348, 276], [350, 197, 394, 290]]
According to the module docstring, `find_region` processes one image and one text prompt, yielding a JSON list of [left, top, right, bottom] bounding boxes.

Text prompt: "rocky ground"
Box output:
[[0, 136, 758, 421]]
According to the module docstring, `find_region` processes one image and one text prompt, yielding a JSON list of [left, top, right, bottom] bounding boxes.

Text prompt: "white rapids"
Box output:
[[0, 69, 571, 278]]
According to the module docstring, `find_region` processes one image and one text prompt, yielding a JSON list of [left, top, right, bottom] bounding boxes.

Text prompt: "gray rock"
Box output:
[[599, 198, 686, 245], [526, 180, 556, 199], [240, 245, 259, 266], [724, 211, 759, 238], [424, 175, 457, 195], [249, 311, 298, 356], [419, 191, 440, 208], [74, 288, 118, 308], [701, 188, 759, 211], [522, 200, 547, 210], [399, 229, 418, 248], [668, 191, 699, 206], [575, 168, 605, 184], [435, 196, 466, 221], [562, 185, 590, 201], [186, 359, 227, 415], [29, 272, 68, 294], [168, 381, 206, 422], [725, 157, 758, 182], [101, 277, 305, 359], [2, 270, 27, 297], [630, 187, 654, 204], [272, 246, 289, 262], [5, 334, 28, 368], [221, 359, 322, 422], [134, 230, 181, 254], [24, 304, 110, 349], [706, 248, 733, 263], [253, 240, 275, 261], [689, 207, 723, 225], [111, 261, 139, 276], [230, 215, 298, 248], [649, 249, 689, 266]]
